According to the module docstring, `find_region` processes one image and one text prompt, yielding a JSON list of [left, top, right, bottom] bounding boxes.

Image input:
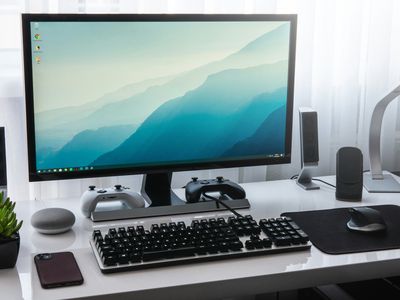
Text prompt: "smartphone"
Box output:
[[34, 252, 84, 289]]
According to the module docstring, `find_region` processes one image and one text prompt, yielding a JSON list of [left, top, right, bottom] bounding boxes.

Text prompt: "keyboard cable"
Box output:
[[201, 192, 243, 218]]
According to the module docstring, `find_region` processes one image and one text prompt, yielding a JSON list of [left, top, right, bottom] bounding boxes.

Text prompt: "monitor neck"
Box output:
[[141, 172, 184, 207]]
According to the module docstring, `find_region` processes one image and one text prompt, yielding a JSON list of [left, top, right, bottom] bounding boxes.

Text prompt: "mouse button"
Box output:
[[348, 209, 368, 226]]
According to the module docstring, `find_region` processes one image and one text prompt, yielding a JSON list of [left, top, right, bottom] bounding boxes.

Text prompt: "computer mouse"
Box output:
[[347, 207, 387, 232]]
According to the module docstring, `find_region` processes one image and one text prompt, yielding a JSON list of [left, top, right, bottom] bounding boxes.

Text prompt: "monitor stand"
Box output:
[[90, 172, 250, 222]]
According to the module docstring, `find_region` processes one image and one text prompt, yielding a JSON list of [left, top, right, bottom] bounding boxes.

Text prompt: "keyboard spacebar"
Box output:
[[142, 247, 197, 261]]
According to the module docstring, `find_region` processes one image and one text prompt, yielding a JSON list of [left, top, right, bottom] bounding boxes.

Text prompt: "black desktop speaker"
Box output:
[[297, 108, 319, 190], [299, 108, 319, 164], [0, 127, 6, 187], [336, 147, 363, 201]]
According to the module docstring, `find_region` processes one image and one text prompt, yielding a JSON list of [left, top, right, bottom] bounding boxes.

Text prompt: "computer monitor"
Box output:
[[22, 14, 297, 217]]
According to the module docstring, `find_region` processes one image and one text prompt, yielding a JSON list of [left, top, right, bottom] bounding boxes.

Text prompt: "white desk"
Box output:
[[4, 176, 400, 300]]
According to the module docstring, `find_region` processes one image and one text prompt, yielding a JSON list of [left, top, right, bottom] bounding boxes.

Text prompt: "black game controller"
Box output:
[[185, 176, 246, 203]]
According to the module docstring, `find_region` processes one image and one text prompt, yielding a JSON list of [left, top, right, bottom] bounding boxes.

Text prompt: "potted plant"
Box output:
[[0, 192, 23, 269]]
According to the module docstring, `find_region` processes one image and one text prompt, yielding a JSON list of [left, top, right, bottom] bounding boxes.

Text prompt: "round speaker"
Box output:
[[31, 208, 75, 234]]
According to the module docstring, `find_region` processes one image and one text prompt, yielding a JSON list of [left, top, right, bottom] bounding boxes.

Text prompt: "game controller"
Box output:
[[185, 176, 246, 203], [81, 185, 146, 218]]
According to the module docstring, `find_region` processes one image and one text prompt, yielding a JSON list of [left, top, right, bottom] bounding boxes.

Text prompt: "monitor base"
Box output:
[[363, 173, 400, 193], [296, 180, 320, 190]]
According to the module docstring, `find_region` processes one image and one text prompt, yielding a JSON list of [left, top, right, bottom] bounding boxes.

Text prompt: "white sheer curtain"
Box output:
[[1, 0, 400, 201]]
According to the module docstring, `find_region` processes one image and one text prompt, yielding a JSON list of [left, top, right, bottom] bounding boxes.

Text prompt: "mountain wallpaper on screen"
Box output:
[[33, 21, 291, 170]]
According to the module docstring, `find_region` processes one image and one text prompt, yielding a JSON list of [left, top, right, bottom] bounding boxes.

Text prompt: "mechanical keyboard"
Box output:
[[90, 214, 311, 273]]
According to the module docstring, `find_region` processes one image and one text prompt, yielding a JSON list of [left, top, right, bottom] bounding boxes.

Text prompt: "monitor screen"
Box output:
[[23, 14, 296, 182]]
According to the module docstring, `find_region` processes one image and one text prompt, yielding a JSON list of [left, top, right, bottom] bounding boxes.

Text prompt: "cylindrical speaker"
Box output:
[[336, 147, 363, 201]]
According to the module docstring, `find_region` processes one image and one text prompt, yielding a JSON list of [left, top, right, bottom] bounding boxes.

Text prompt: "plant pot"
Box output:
[[0, 232, 20, 269]]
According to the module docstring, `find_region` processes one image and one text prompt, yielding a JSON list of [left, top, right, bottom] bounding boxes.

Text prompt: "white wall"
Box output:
[[1, 0, 400, 201]]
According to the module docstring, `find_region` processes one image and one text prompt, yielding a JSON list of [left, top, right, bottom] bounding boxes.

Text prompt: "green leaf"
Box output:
[[12, 221, 23, 235], [8, 218, 17, 230], [0, 195, 21, 238]]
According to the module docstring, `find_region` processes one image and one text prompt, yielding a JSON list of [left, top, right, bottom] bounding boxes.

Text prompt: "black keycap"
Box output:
[[103, 255, 117, 266], [219, 242, 229, 252], [93, 230, 102, 240], [288, 221, 300, 230], [143, 246, 196, 261], [245, 240, 255, 250], [291, 235, 301, 244], [191, 220, 200, 227], [229, 240, 244, 251], [118, 253, 130, 264], [129, 252, 141, 262], [100, 245, 115, 256], [253, 239, 263, 249], [96, 241, 107, 249], [275, 236, 292, 246], [262, 238, 272, 248], [296, 230, 309, 243]]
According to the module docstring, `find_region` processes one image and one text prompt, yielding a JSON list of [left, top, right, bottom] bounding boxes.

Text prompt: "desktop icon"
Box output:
[[34, 33, 41, 40], [35, 56, 41, 63], [35, 45, 41, 51]]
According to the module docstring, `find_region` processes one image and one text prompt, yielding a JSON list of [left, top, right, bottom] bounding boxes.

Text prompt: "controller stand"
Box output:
[[91, 172, 250, 222]]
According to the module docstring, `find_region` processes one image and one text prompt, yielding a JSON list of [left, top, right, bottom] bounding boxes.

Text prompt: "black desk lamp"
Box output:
[[364, 85, 400, 192]]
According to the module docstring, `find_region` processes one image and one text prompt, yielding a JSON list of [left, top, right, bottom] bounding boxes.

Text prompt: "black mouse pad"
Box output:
[[281, 205, 400, 254]]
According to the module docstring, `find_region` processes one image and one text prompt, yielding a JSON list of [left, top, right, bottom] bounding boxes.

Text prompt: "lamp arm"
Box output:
[[369, 84, 400, 179]]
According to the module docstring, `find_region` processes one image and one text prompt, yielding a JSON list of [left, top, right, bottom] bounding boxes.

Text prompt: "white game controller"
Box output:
[[81, 185, 147, 218]]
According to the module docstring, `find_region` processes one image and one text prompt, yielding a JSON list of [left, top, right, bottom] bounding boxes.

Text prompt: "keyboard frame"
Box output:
[[90, 224, 311, 274]]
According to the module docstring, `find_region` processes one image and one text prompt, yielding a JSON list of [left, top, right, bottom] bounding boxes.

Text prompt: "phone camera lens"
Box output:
[[40, 253, 52, 260]]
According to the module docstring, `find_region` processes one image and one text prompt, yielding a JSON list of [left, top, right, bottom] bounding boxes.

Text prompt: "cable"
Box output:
[[202, 193, 243, 218], [312, 178, 336, 188], [291, 174, 336, 188]]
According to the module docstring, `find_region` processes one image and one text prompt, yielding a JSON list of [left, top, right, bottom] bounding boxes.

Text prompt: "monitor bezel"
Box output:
[[22, 13, 297, 182]]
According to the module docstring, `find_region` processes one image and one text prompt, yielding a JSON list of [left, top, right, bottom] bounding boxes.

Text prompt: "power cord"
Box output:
[[289, 174, 336, 188], [311, 178, 336, 188], [202, 193, 243, 218]]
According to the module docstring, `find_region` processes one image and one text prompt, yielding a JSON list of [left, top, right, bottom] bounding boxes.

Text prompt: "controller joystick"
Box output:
[[185, 177, 246, 203], [81, 185, 147, 218]]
